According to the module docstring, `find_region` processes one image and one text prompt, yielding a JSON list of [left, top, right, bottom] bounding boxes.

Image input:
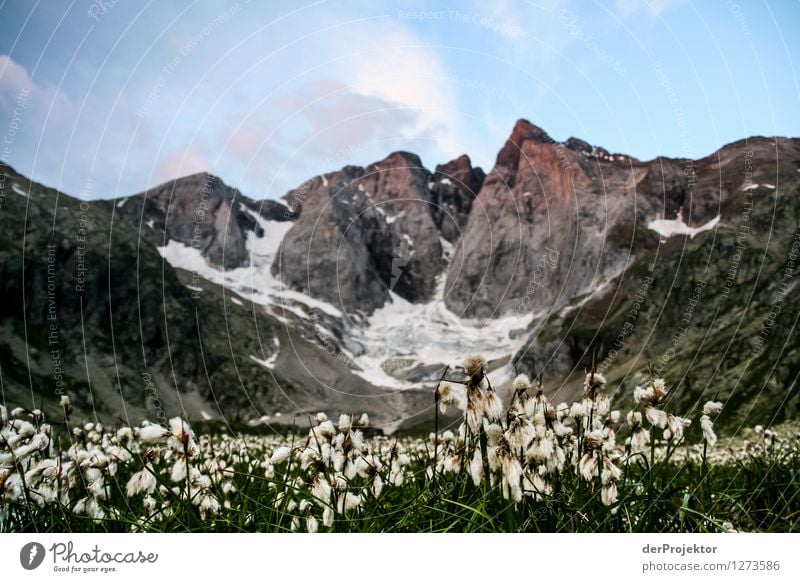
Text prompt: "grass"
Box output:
[[4, 434, 798, 533]]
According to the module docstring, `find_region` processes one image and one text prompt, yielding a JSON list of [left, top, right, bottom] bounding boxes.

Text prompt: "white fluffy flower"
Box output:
[[372, 475, 384, 498], [437, 382, 456, 414], [73, 497, 105, 522], [464, 355, 487, 380], [627, 410, 642, 428], [585, 372, 607, 388], [322, 506, 334, 527], [469, 448, 483, 486], [125, 467, 156, 497], [666, 414, 691, 440], [579, 453, 598, 481], [595, 395, 611, 417], [701, 415, 717, 447], [311, 475, 332, 505], [601, 457, 622, 484], [512, 374, 531, 391], [501, 455, 522, 502], [269, 446, 292, 465], [569, 402, 585, 420], [645, 407, 667, 429], [138, 424, 167, 442], [306, 515, 319, 533], [170, 459, 188, 482], [466, 388, 485, 433], [629, 428, 650, 452], [601, 482, 618, 506], [505, 416, 535, 450], [337, 492, 362, 514], [483, 390, 505, 422], [703, 401, 723, 417]]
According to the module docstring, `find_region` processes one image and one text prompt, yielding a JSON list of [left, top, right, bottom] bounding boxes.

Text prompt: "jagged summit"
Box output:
[[493, 119, 553, 173]]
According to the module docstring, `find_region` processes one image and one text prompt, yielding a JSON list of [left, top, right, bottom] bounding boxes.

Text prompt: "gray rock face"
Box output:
[[108, 172, 294, 270], [429, 155, 485, 243], [272, 152, 443, 315]]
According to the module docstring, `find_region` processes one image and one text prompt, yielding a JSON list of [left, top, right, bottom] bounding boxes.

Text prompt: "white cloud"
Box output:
[[341, 20, 463, 160], [214, 17, 468, 197], [0, 54, 74, 134]]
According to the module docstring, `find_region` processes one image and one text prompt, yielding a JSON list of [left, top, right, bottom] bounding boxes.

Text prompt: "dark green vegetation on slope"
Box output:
[[0, 163, 426, 427], [514, 138, 800, 430]]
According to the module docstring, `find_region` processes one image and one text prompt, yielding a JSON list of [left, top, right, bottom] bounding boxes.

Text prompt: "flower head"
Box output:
[[464, 355, 486, 382], [701, 415, 717, 447], [703, 401, 723, 417], [512, 374, 530, 392], [125, 467, 156, 497]]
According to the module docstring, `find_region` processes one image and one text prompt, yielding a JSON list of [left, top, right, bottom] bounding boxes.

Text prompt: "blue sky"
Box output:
[[1, 0, 798, 200]]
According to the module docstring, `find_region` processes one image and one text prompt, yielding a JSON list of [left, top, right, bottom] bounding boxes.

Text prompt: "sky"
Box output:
[[0, 0, 798, 201]]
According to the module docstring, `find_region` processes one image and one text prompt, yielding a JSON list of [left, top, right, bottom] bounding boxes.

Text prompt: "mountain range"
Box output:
[[1, 119, 798, 432]]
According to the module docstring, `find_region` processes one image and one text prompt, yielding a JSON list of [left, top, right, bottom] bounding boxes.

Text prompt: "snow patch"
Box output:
[[116, 197, 128, 208], [250, 353, 277, 370], [248, 415, 271, 426], [349, 291, 536, 390], [12, 184, 28, 197], [158, 210, 343, 321], [200, 410, 212, 421], [230, 297, 244, 306], [742, 183, 775, 192], [648, 212, 720, 239]]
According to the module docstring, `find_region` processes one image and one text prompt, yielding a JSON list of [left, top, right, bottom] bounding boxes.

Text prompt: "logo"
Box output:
[[20, 542, 46, 570]]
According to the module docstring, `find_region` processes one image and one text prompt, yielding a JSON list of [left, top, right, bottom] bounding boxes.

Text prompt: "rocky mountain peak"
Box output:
[[274, 148, 444, 315], [430, 155, 485, 243], [511, 118, 552, 143], [107, 172, 293, 271], [490, 119, 556, 186], [371, 150, 424, 170]]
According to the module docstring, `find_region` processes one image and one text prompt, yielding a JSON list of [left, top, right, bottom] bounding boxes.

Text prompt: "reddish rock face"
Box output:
[[494, 119, 554, 174], [443, 120, 800, 318]]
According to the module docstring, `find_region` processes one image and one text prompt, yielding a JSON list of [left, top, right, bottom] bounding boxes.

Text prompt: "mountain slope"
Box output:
[[1, 120, 798, 433], [0, 163, 429, 430], [511, 136, 800, 428]]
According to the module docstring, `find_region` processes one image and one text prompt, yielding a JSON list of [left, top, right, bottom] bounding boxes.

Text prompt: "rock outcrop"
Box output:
[[273, 152, 444, 315], [429, 155, 485, 243], [106, 172, 294, 270]]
